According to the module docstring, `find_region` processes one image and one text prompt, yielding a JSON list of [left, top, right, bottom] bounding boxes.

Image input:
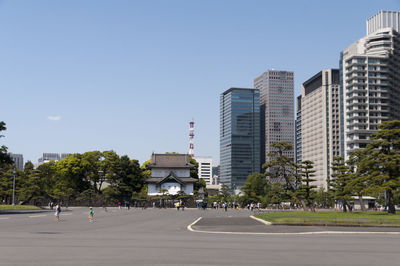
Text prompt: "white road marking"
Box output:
[[250, 215, 272, 225], [28, 215, 47, 218], [187, 217, 202, 232], [0, 217, 10, 220], [187, 217, 400, 235]]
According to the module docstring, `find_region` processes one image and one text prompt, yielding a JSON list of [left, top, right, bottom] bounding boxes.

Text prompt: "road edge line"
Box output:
[[187, 217, 202, 232], [250, 215, 272, 225]]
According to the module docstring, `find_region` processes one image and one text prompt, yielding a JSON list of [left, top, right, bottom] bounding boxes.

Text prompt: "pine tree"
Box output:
[[330, 156, 353, 212], [297, 160, 317, 212], [356, 120, 400, 214]]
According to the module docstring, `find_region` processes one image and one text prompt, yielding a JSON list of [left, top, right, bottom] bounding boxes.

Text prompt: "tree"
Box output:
[[330, 156, 353, 212], [355, 120, 400, 214], [346, 150, 368, 211], [263, 142, 306, 209], [0, 165, 14, 204], [17, 161, 46, 205], [0, 122, 13, 168], [189, 157, 199, 180], [176, 190, 189, 203], [267, 182, 286, 206], [242, 173, 270, 204], [219, 184, 233, 203], [53, 154, 89, 204], [102, 152, 144, 203], [297, 160, 317, 212], [81, 151, 103, 193], [314, 187, 334, 208], [140, 159, 152, 179]]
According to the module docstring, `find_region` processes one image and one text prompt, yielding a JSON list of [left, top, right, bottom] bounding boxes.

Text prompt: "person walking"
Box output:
[[88, 207, 94, 223], [54, 204, 61, 222]]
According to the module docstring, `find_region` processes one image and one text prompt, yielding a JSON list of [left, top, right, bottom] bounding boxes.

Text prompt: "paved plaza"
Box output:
[[0, 208, 399, 265]]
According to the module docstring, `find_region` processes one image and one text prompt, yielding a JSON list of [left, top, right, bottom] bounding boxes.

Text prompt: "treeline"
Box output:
[[0, 150, 147, 206], [242, 120, 400, 214]]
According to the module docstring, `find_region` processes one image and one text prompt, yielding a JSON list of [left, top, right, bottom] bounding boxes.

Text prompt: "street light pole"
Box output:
[[12, 169, 16, 206]]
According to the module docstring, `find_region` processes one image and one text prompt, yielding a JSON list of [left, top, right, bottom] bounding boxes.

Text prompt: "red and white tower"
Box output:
[[189, 120, 195, 157]]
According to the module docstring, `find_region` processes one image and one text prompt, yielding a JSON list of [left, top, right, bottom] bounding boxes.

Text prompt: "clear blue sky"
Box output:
[[1, 0, 399, 165]]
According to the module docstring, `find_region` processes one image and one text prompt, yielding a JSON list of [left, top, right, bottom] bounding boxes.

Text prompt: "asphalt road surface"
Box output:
[[0, 208, 399, 266]]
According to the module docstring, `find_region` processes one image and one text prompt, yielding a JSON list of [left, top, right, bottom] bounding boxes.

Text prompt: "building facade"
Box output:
[[212, 164, 220, 185], [220, 88, 261, 189], [341, 11, 400, 160], [194, 156, 213, 185], [38, 153, 70, 164], [145, 154, 197, 196], [301, 69, 341, 189], [9, 153, 24, 170], [295, 95, 302, 165], [254, 70, 295, 167], [367, 10, 400, 35]]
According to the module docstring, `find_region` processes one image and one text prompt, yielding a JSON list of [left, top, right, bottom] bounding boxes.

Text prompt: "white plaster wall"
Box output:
[[160, 182, 181, 195], [151, 169, 190, 178], [183, 184, 194, 195], [148, 184, 159, 195]]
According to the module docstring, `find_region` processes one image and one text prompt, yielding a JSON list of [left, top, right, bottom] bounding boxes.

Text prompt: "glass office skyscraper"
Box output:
[[220, 88, 260, 190], [254, 70, 295, 167]]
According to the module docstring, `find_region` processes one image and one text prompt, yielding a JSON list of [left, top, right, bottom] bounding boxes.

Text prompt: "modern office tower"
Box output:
[[9, 153, 24, 170], [194, 156, 213, 185], [341, 11, 400, 160], [254, 70, 295, 167], [301, 69, 341, 189], [295, 95, 302, 165], [38, 153, 70, 164], [220, 88, 261, 190], [212, 164, 220, 185]]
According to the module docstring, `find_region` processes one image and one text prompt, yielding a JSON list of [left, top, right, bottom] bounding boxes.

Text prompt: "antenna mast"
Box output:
[[189, 120, 195, 157]]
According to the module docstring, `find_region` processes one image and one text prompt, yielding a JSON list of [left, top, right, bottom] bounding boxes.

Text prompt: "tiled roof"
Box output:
[[147, 154, 195, 169]]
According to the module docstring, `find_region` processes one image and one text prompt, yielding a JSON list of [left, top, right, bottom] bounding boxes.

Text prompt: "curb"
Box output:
[[250, 215, 272, 225], [272, 222, 400, 228]]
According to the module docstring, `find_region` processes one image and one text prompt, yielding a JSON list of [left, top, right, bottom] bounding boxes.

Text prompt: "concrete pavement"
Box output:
[[0, 208, 399, 265]]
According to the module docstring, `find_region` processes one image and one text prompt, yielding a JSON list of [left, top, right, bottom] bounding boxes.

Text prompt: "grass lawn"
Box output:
[[0, 205, 41, 210], [255, 211, 400, 226]]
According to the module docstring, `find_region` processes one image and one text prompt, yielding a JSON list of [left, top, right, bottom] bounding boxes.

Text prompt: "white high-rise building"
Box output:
[[194, 156, 213, 185], [254, 70, 295, 167], [341, 11, 400, 160], [367, 11, 400, 35], [301, 69, 341, 189]]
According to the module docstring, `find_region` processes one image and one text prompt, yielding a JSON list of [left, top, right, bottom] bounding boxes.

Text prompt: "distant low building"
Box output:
[[145, 153, 197, 196], [206, 184, 221, 196], [38, 153, 69, 165], [9, 153, 24, 170], [194, 156, 212, 185], [352, 196, 376, 210]]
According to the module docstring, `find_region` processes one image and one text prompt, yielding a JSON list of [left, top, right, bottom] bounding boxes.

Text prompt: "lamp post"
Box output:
[[12, 169, 16, 206]]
